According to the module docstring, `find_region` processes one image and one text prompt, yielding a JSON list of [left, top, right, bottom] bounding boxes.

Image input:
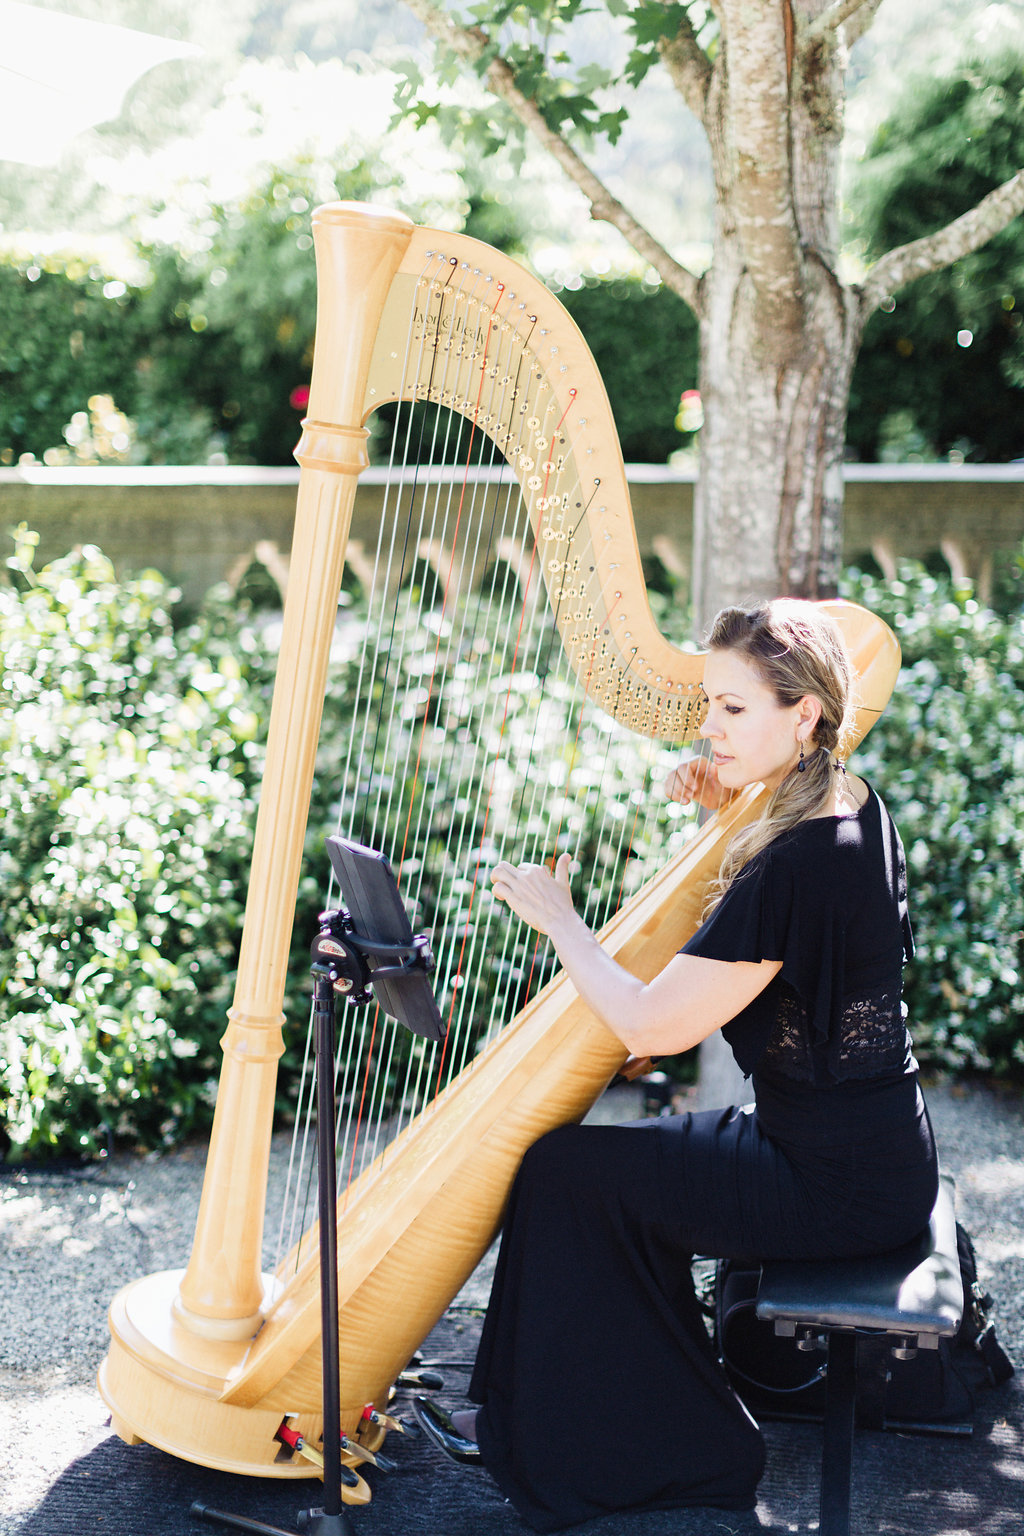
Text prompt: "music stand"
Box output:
[[193, 839, 443, 1536]]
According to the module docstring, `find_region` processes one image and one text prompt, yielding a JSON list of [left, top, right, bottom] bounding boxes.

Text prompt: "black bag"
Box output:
[[715, 1223, 1014, 1427]]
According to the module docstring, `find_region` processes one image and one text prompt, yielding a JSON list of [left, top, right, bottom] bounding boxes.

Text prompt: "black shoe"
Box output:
[[411, 1396, 482, 1466]]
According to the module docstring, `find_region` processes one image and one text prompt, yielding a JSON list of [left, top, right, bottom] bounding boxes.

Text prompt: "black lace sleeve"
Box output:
[[680, 787, 914, 1082]]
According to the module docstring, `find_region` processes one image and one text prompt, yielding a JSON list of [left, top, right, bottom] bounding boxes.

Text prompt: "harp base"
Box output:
[[172, 1294, 273, 1343], [99, 1270, 327, 1480]]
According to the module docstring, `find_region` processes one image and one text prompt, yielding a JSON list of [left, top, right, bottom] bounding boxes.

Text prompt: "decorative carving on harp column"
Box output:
[[97, 202, 902, 1483]]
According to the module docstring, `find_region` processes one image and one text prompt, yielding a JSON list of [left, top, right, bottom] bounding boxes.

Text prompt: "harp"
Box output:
[[98, 202, 900, 1488]]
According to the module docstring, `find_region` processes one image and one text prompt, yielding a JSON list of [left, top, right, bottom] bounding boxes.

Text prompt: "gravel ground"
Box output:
[[1, 1077, 1021, 1533]]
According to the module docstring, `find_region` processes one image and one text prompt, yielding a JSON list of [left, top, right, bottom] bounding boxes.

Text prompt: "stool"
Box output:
[[754, 1174, 963, 1536]]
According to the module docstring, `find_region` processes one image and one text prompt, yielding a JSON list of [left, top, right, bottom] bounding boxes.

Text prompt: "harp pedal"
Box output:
[[339, 1434, 380, 1470], [361, 1405, 407, 1435], [397, 1353, 445, 1391], [275, 1419, 323, 1469], [275, 1417, 386, 1478], [357, 1405, 403, 1465]]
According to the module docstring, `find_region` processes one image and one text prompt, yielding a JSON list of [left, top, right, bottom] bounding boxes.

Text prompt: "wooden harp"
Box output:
[[98, 202, 901, 1485]]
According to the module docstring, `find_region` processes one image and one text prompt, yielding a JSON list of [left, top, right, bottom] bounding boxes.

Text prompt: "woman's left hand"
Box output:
[[490, 852, 575, 937]]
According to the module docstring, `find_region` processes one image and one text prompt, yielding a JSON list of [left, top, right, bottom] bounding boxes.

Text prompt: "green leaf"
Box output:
[[575, 63, 616, 93], [629, 0, 690, 48]]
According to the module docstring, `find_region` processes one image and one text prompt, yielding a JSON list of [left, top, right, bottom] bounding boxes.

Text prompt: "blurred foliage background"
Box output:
[[0, 526, 697, 1160], [847, 562, 1024, 1078], [3, 528, 1024, 1162], [2, 2, 1024, 1159], [847, 45, 1024, 464], [1, 2, 1022, 467]]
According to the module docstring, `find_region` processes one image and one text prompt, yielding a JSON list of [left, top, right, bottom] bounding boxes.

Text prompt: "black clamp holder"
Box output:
[[310, 907, 435, 1007]]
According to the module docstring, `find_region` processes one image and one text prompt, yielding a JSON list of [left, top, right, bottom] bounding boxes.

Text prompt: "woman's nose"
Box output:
[[700, 712, 719, 740]]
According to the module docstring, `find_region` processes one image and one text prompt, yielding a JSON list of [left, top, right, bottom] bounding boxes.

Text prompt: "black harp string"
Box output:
[[272, 248, 716, 1281], [274, 252, 515, 1270], [272, 246, 445, 1272]]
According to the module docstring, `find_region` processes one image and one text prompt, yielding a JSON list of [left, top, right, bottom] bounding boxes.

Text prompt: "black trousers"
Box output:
[[470, 1080, 937, 1532]]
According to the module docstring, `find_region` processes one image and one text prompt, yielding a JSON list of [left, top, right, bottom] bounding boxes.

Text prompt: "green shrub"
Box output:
[[0, 529, 693, 1159], [0, 167, 372, 469], [558, 276, 698, 462], [0, 262, 143, 464], [4, 530, 1021, 1163], [0, 529, 267, 1158], [843, 564, 1024, 1077]]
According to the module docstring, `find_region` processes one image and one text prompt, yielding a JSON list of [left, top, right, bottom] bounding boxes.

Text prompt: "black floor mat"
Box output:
[[15, 1308, 1023, 1536]]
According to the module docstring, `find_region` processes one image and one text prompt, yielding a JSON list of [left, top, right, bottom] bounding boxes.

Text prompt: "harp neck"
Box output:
[[307, 204, 706, 740]]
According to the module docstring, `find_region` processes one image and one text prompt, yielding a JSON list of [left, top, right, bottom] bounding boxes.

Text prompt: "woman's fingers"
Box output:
[[489, 857, 574, 933], [664, 757, 727, 811]]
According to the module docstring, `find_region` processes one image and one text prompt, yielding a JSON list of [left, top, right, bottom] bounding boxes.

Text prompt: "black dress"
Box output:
[[468, 785, 939, 1532]]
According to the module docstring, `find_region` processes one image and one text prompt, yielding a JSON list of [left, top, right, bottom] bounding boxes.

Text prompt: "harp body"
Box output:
[[98, 204, 901, 1481]]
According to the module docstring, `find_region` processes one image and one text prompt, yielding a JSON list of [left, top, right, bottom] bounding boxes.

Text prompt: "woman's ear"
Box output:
[[796, 694, 823, 743]]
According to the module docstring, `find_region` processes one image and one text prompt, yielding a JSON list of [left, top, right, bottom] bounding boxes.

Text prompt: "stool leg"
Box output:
[[820, 1332, 856, 1536], [854, 1335, 891, 1432]]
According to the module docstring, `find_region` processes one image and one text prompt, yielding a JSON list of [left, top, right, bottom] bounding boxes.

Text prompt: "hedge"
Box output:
[[2, 535, 1022, 1160]]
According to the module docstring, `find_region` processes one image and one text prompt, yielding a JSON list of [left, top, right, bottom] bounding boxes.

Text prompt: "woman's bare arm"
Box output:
[[491, 854, 780, 1057]]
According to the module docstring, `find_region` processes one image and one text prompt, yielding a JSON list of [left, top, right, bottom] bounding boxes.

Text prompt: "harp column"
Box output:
[[174, 203, 416, 1338]]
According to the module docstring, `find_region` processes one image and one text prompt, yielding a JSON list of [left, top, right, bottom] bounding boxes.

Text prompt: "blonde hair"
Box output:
[[703, 599, 855, 913]]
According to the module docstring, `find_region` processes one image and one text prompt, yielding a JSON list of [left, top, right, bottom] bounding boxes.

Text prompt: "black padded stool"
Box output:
[[755, 1174, 963, 1536]]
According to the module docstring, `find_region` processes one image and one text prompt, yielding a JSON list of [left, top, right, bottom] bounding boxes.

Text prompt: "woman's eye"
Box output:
[[725, 704, 743, 716]]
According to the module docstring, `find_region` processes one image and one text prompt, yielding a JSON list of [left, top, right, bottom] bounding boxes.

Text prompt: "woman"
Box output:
[[413, 599, 939, 1532]]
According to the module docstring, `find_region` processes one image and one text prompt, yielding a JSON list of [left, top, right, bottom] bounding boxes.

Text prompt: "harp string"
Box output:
[[334, 252, 485, 1156], [270, 252, 711, 1285], [271, 265, 524, 1272]]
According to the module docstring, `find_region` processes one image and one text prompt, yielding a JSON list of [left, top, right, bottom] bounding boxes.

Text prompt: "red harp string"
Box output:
[[271, 242, 704, 1280]]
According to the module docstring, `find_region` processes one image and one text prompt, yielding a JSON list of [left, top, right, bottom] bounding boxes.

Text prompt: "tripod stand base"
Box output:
[[298, 1508, 359, 1535], [190, 1500, 301, 1536], [191, 1500, 358, 1536]]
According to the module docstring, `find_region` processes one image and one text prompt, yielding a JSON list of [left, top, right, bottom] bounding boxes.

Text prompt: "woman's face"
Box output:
[[699, 649, 816, 793]]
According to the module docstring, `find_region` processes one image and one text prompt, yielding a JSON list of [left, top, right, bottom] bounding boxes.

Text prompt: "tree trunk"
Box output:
[[691, 256, 857, 631], [689, 0, 855, 633], [692, 3, 855, 1100]]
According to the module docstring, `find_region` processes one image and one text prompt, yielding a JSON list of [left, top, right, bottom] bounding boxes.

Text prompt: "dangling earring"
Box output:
[[797, 741, 806, 773]]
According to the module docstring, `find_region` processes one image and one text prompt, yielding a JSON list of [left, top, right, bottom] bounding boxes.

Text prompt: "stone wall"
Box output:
[[3, 463, 1022, 607]]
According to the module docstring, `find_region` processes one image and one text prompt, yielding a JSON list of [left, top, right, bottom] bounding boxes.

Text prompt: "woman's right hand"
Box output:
[[490, 852, 577, 939], [663, 756, 734, 812]]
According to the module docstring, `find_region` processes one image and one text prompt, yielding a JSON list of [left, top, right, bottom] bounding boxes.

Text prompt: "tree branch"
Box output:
[[398, 0, 704, 314], [805, 0, 884, 44], [858, 168, 1024, 320], [657, 13, 713, 124], [843, 0, 885, 46]]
